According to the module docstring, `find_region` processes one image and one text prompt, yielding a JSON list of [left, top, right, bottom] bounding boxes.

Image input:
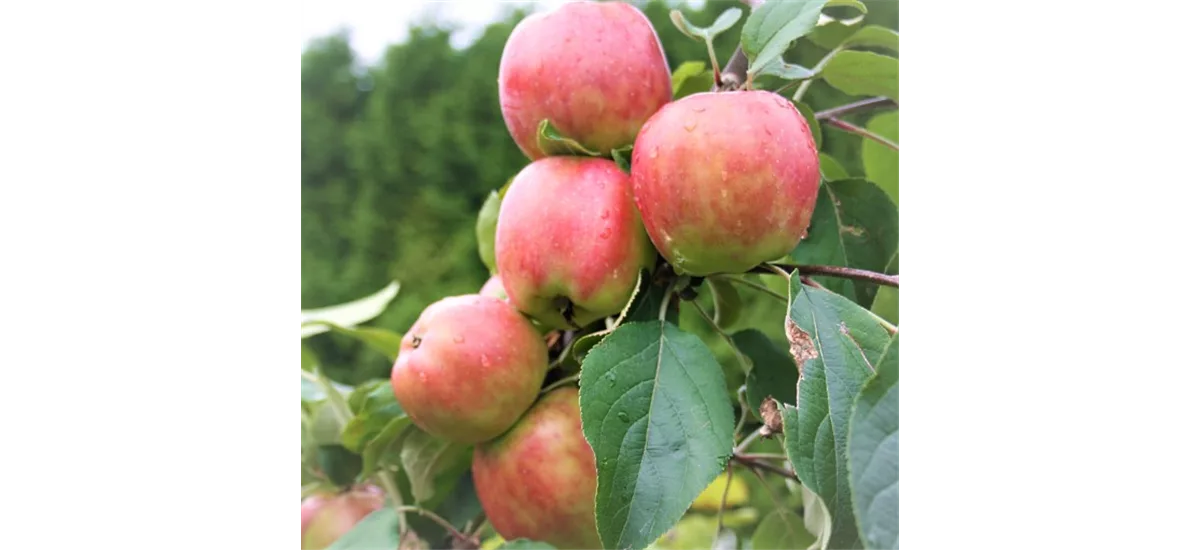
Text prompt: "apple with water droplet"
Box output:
[[630, 90, 821, 275], [498, 0, 673, 159], [301, 485, 384, 550], [391, 294, 548, 444], [495, 156, 656, 330], [472, 386, 602, 549]]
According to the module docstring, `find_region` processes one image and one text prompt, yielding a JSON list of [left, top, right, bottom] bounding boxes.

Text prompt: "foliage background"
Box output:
[[301, 0, 899, 386]]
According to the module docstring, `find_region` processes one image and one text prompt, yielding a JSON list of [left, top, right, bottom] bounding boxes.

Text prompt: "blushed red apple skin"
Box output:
[[495, 157, 656, 329], [630, 91, 821, 276], [480, 275, 508, 301], [301, 485, 384, 550], [472, 387, 602, 550], [390, 295, 548, 444], [499, 1, 672, 160]]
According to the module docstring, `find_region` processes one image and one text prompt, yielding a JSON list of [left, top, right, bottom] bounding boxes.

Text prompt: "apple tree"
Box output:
[[301, 1, 899, 549]]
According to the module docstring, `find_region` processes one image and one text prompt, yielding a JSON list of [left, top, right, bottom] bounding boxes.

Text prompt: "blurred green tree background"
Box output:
[[302, 0, 899, 384]]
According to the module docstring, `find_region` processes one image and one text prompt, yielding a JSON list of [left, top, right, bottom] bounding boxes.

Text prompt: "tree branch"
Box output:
[[755, 264, 899, 288], [814, 96, 896, 121], [825, 117, 898, 151], [732, 454, 799, 482]]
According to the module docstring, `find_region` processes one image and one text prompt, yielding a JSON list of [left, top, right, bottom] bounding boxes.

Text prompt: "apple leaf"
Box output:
[[862, 111, 899, 204], [734, 329, 798, 420], [794, 102, 822, 150], [819, 153, 848, 181], [821, 51, 899, 102], [850, 335, 899, 549], [326, 509, 401, 550], [758, 57, 816, 81], [536, 119, 601, 157], [843, 25, 899, 52], [870, 252, 899, 325], [707, 278, 742, 329], [341, 380, 406, 453], [306, 322, 403, 362], [399, 429, 472, 504], [742, 0, 867, 75], [579, 321, 736, 550], [497, 540, 557, 550], [752, 510, 817, 550], [611, 145, 634, 173], [670, 8, 742, 41], [476, 190, 502, 273], [671, 61, 713, 100], [301, 281, 400, 338], [786, 178, 898, 307], [780, 276, 891, 549]]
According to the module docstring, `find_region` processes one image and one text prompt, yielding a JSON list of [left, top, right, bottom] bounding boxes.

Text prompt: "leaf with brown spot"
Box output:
[[786, 178, 898, 307], [779, 274, 892, 549]]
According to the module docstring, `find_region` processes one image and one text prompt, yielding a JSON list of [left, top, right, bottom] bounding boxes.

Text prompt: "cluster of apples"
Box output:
[[385, 1, 821, 548]]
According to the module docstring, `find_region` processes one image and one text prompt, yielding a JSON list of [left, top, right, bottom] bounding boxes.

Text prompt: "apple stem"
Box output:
[[395, 506, 471, 544], [825, 117, 899, 151], [540, 373, 581, 395]]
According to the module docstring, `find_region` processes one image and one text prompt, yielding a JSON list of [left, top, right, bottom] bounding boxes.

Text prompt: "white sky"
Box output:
[[301, 0, 706, 64]]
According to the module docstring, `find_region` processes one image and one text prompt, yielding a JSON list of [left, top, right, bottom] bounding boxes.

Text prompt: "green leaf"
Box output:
[[862, 111, 899, 204], [787, 179, 898, 307], [780, 277, 892, 549], [341, 381, 406, 452], [742, 0, 866, 75], [819, 153, 848, 181], [734, 330, 798, 419], [752, 510, 817, 550], [536, 119, 602, 157], [794, 102, 822, 150], [870, 253, 899, 325], [807, 16, 862, 50], [302, 343, 319, 372], [579, 321, 736, 550], [843, 25, 899, 52], [612, 144, 634, 173], [317, 444, 363, 487], [476, 190, 502, 273], [309, 322, 404, 362], [671, 61, 713, 100], [849, 335, 898, 549], [361, 416, 412, 476], [671, 8, 742, 41], [400, 429, 472, 504], [301, 281, 400, 338], [326, 509, 400, 550], [821, 51, 899, 101], [707, 279, 742, 329], [497, 540, 557, 550], [758, 57, 816, 81]]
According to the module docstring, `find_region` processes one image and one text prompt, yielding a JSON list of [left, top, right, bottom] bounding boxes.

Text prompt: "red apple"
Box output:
[[391, 295, 548, 444], [472, 387, 601, 549], [495, 156, 656, 330], [499, 1, 672, 159], [630, 90, 821, 275], [301, 485, 384, 550], [480, 275, 508, 301]]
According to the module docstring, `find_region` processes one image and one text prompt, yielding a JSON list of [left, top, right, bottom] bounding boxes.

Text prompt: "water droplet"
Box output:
[[599, 227, 612, 239], [418, 372, 427, 383], [617, 411, 630, 422], [600, 209, 610, 220], [775, 97, 791, 109], [684, 121, 697, 132], [481, 355, 491, 367], [453, 335, 465, 343], [605, 372, 617, 386], [721, 170, 729, 183], [800, 228, 809, 240], [650, 148, 659, 159], [691, 106, 706, 113]]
